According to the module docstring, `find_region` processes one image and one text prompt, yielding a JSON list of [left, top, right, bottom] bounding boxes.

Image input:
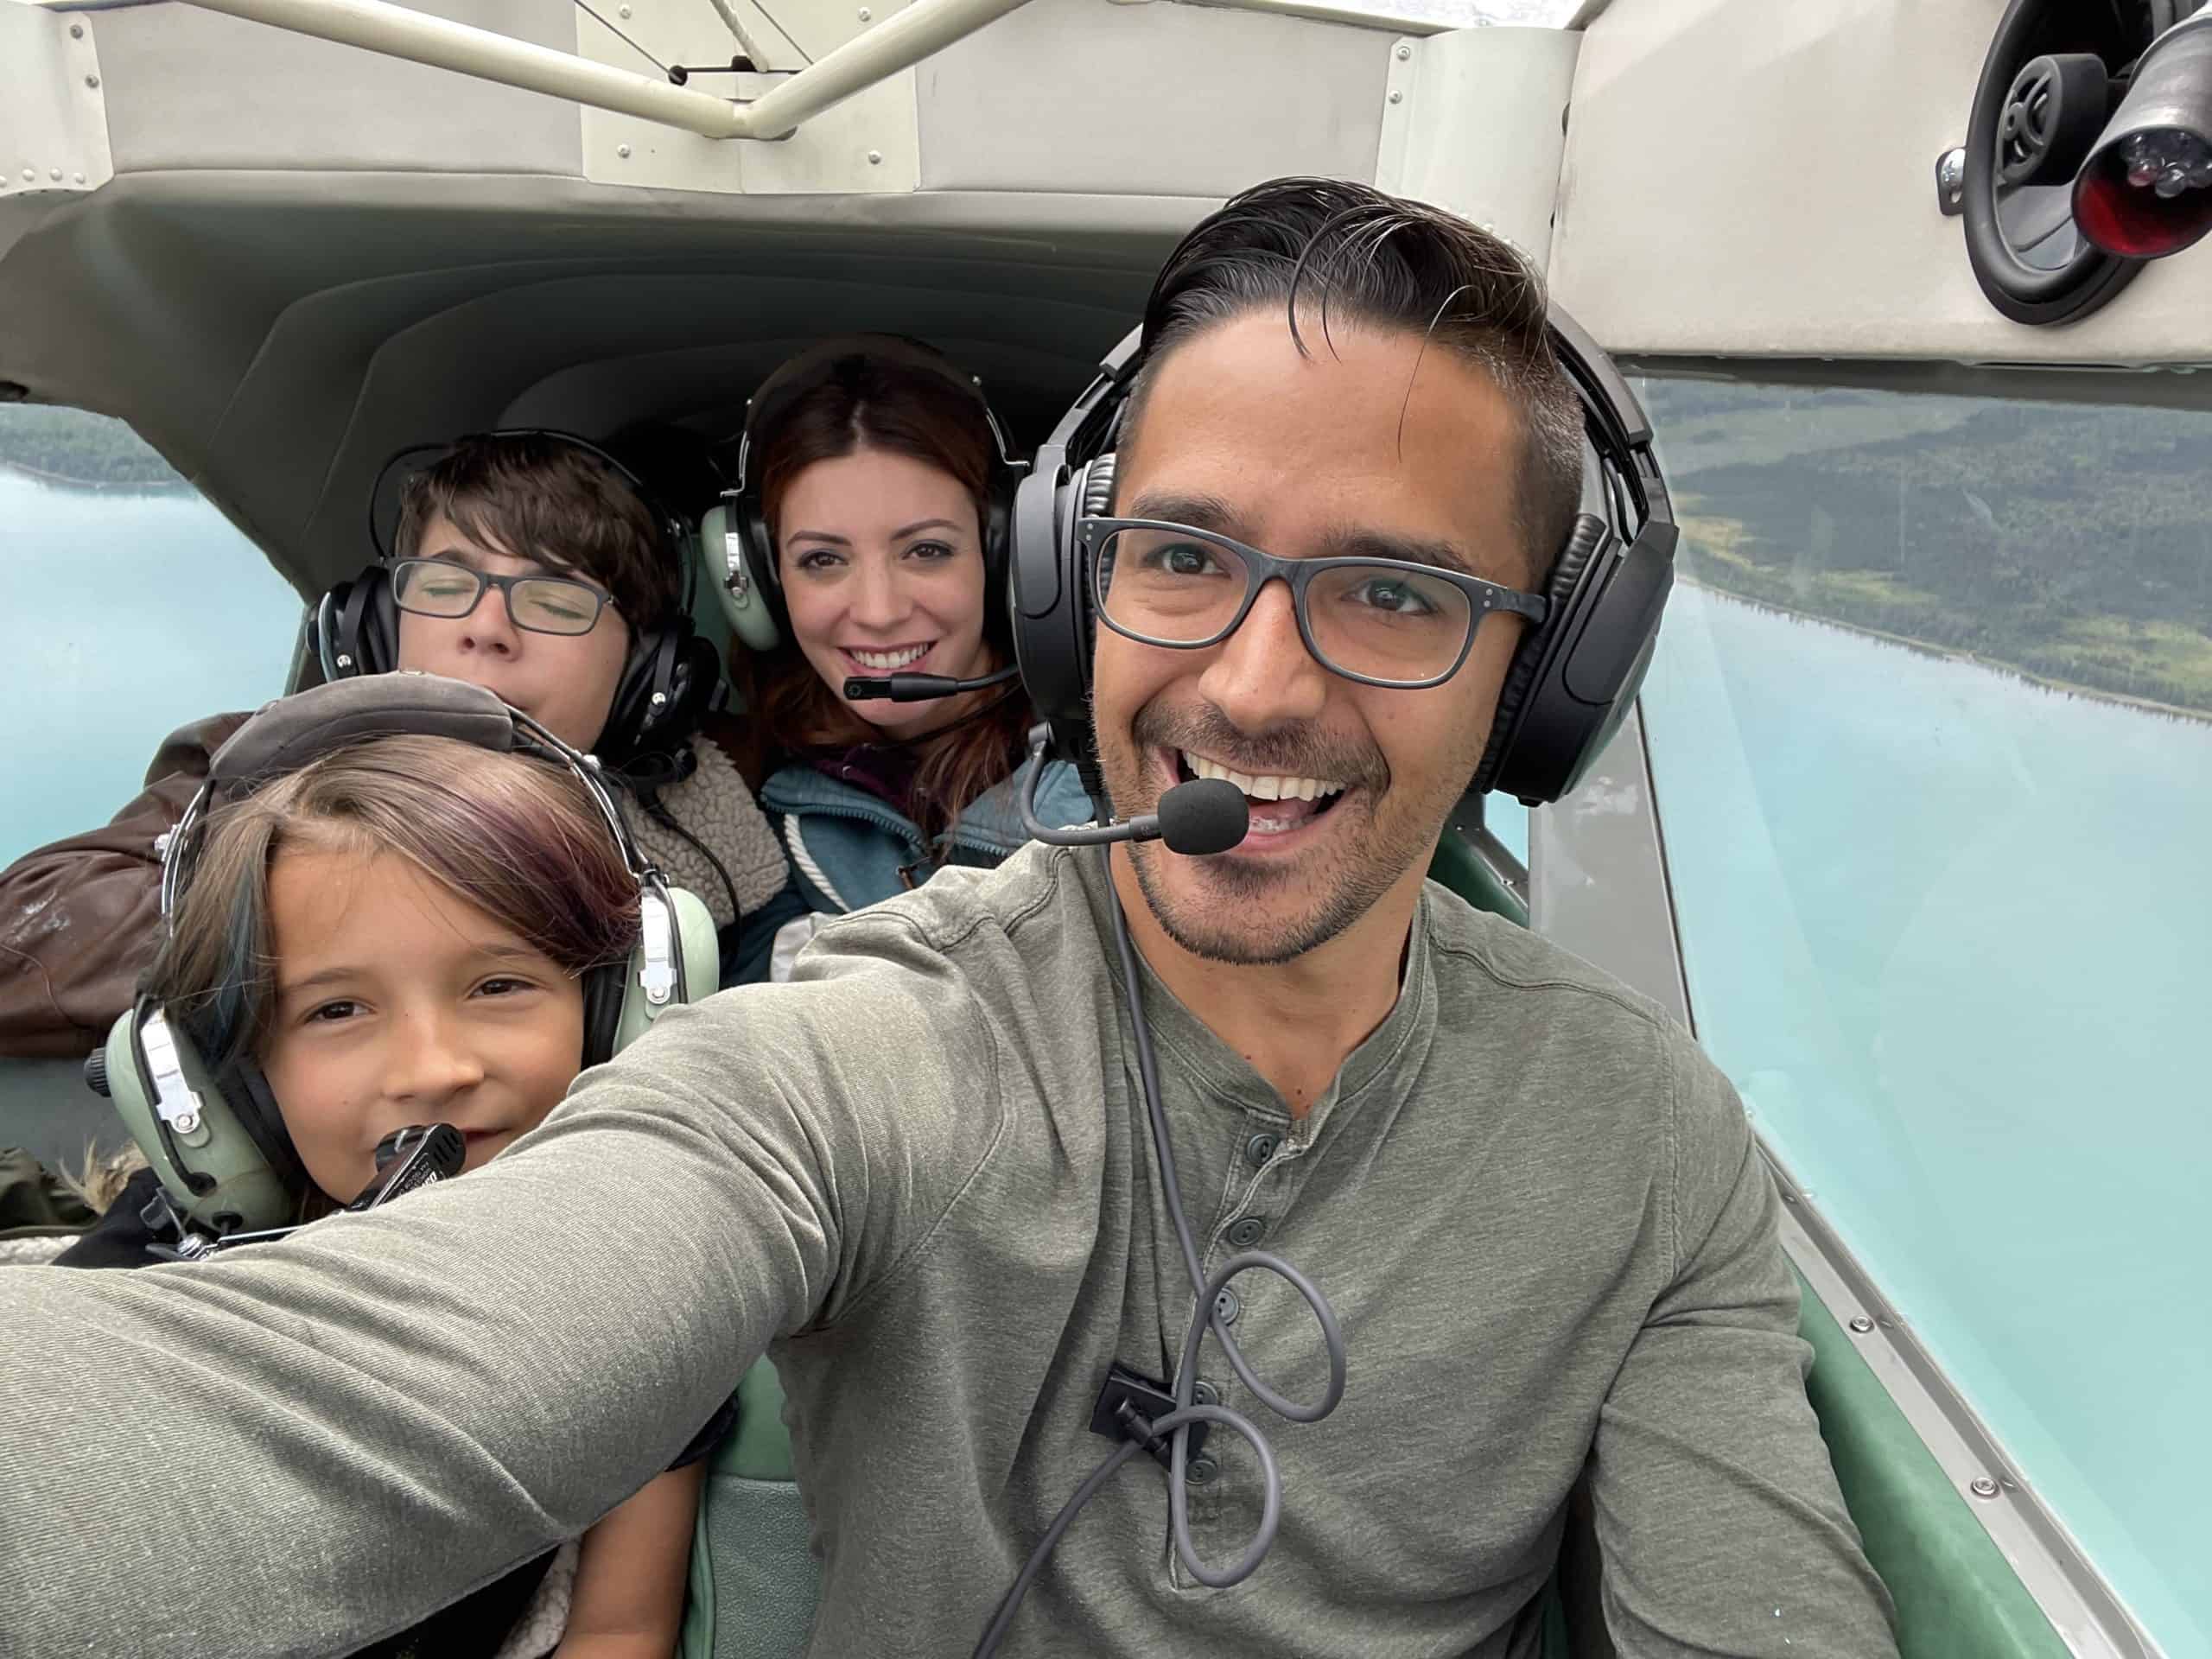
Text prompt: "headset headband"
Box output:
[[729, 334, 1024, 498], [162, 674, 665, 963]]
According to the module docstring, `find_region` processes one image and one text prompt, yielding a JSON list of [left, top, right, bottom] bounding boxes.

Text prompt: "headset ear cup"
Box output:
[[581, 963, 624, 1070], [598, 620, 719, 766], [1471, 512, 1610, 798], [322, 569, 397, 678], [704, 501, 784, 655]]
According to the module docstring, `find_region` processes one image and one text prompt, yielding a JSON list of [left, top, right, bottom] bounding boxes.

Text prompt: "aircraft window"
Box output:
[[1483, 792, 1528, 867], [1632, 373, 2212, 1656], [0, 406, 305, 864]]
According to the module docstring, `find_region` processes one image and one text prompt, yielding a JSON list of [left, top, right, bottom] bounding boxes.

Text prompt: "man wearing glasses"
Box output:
[[1, 179, 1898, 1658], [0, 433, 782, 1058]]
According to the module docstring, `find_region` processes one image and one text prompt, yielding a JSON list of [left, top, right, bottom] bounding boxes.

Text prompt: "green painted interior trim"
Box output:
[[1427, 833, 1529, 928], [727, 1357, 798, 1481], [1796, 1270, 2073, 1659]]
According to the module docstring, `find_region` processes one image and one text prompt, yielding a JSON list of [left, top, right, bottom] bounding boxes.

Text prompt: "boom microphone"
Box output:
[[1016, 725, 1249, 856], [843, 664, 1021, 702]]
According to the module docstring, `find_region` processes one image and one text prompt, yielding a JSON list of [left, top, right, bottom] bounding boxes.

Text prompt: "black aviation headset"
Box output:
[[1007, 306, 1678, 807], [83, 674, 720, 1248], [704, 334, 1028, 663], [312, 430, 723, 771]]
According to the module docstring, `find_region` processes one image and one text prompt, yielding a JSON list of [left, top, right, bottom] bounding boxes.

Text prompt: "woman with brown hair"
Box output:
[[721, 337, 1091, 983]]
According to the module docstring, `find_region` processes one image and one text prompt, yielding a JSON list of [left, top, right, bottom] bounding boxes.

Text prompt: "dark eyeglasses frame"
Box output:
[[389, 558, 618, 639], [1078, 517, 1552, 690]]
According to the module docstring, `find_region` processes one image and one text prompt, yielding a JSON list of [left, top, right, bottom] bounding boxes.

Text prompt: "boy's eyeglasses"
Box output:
[[1080, 518, 1551, 690], [390, 559, 615, 638]]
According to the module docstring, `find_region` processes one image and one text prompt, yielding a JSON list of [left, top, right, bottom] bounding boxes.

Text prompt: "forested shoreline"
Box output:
[[1640, 379, 2212, 715], [0, 404, 184, 488]]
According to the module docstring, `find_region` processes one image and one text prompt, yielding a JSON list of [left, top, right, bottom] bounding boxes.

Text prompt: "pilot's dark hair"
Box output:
[[1123, 176, 1584, 586]]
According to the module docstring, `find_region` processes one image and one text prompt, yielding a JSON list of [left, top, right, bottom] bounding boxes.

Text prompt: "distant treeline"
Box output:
[[0, 404, 182, 487], [1639, 379, 2212, 715]]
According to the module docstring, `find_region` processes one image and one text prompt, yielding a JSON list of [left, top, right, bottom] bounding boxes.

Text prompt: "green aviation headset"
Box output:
[[84, 673, 719, 1243]]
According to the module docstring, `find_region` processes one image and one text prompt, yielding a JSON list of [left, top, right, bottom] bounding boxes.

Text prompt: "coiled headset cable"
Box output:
[[970, 846, 1347, 1656]]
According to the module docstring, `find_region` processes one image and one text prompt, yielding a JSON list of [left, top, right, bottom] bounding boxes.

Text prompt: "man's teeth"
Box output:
[[1182, 751, 1346, 802], [850, 645, 931, 670]]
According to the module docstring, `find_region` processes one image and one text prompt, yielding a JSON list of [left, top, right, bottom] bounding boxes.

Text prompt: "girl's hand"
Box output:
[[552, 1462, 705, 1659]]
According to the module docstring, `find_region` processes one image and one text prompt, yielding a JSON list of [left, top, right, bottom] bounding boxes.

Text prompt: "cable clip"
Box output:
[[1090, 1362, 1208, 1471]]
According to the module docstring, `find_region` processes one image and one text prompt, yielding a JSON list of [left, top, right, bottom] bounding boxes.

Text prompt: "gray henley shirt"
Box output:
[[0, 842, 1897, 1658]]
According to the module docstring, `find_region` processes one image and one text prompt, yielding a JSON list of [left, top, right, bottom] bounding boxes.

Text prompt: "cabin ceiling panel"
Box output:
[[270, 262, 1149, 589], [917, 0, 1391, 194], [0, 170, 1197, 590], [92, 0, 580, 175], [1551, 0, 2212, 366]]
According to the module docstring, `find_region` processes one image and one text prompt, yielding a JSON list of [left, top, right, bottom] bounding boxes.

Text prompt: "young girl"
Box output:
[[57, 732, 710, 1659]]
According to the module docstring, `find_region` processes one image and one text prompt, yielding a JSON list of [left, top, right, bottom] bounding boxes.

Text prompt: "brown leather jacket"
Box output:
[[0, 711, 250, 1058]]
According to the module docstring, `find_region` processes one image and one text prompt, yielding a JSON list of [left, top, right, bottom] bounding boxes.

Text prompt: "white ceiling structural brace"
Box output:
[[175, 0, 1033, 141]]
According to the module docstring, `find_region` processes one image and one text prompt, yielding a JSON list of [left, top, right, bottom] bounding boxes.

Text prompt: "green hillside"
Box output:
[[1640, 379, 2212, 715]]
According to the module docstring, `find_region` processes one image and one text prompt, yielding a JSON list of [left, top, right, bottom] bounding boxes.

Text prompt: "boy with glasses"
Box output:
[[0, 433, 785, 1060]]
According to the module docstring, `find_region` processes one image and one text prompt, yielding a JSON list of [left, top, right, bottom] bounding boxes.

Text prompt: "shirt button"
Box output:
[[1213, 1287, 1241, 1326], [1244, 1132, 1281, 1168], [1185, 1456, 1219, 1485], [1225, 1216, 1267, 1249], [1192, 1380, 1221, 1408]]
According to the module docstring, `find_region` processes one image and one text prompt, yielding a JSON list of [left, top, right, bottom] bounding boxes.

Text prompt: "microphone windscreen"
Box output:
[[1157, 778, 1249, 855]]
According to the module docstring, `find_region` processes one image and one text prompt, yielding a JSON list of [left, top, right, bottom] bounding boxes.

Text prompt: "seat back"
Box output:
[[680, 1357, 821, 1659]]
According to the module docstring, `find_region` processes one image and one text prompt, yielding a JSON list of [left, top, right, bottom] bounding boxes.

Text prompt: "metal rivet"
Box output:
[[85, 73, 99, 88], [1388, 90, 1403, 104], [858, 5, 872, 17], [74, 173, 85, 185], [1970, 1477, 2000, 1500], [1847, 1316, 1875, 1334], [70, 21, 84, 36], [1781, 1192, 1797, 1205], [618, 143, 632, 158], [1395, 42, 1411, 59], [618, 3, 631, 14], [19, 168, 31, 182], [175, 1110, 201, 1135], [334, 652, 355, 670], [49, 169, 62, 182], [867, 149, 883, 164]]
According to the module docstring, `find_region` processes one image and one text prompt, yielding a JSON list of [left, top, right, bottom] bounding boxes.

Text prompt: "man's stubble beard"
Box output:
[[1100, 700, 1463, 968]]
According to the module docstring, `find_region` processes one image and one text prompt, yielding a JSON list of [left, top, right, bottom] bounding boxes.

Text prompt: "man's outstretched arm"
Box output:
[[1588, 1041, 1900, 1658], [0, 942, 986, 1659]]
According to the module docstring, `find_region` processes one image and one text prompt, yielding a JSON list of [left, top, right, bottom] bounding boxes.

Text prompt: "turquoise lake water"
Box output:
[[1641, 582, 2211, 1656], [2, 468, 306, 862]]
